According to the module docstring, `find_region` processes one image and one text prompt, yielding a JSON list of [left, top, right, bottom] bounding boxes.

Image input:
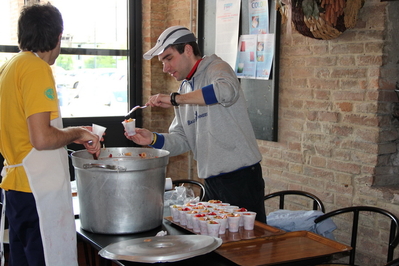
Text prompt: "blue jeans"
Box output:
[[204, 163, 266, 223], [5, 190, 45, 266]]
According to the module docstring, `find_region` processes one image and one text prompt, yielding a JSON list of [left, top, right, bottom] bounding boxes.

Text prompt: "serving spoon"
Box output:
[[125, 105, 147, 118]]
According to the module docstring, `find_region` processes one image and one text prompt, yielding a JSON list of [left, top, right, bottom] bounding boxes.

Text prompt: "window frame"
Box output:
[[0, 0, 142, 148]]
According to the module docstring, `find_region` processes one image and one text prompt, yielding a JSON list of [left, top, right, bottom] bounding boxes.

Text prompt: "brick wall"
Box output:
[[142, 0, 399, 264], [142, 0, 198, 180]]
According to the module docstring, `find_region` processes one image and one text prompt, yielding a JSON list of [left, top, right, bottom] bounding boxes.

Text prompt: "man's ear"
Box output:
[[184, 44, 193, 56]]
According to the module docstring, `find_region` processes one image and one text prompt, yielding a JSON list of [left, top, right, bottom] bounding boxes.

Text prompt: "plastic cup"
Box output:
[[170, 205, 181, 222], [234, 208, 248, 227], [227, 214, 241, 232], [178, 208, 191, 226], [206, 221, 220, 237], [92, 123, 107, 139], [215, 217, 228, 234], [165, 178, 173, 190], [242, 211, 257, 230], [122, 119, 136, 136], [225, 206, 239, 212], [198, 218, 208, 235], [185, 212, 196, 229], [192, 216, 201, 233]]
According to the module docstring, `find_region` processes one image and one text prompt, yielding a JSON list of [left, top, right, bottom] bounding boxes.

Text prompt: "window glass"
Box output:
[[0, 0, 129, 118], [56, 0, 127, 50]]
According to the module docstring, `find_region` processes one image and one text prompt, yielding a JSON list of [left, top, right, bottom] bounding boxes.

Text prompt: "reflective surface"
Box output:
[[99, 235, 223, 263]]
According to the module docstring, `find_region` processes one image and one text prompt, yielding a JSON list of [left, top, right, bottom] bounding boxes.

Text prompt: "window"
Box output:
[[0, 0, 142, 119]]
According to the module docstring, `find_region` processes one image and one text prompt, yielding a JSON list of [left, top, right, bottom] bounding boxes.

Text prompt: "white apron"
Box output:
[[5, 115, 78, 266]]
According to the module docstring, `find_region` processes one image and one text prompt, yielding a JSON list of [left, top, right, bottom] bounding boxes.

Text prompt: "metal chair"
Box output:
[[314, 206, 399, 265], [264, 190, 325, 212], [172, 179, 205, 201], [386, 258, 399, 266]]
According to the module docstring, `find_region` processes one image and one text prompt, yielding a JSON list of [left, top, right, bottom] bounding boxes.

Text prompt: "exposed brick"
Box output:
[[327, 159, 361, 175], [313, 90, 330, 100], [338, 55, 356, 66], [342, 114, 379, 127], [318, 111, 339, 122], [332, 91, 365, 101], [336, 102, 353, 112], [326, 181, 354, 195], [308, 156, 327, 168], [330, 125, 354, 136], [330, 43, 365, 55]]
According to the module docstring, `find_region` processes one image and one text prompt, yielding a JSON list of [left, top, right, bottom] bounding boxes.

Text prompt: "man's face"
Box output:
[[158, 45, 191, 81]]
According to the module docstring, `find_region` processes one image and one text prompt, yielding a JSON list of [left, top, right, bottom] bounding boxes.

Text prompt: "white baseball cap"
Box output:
[[143, 26, 196, 60]]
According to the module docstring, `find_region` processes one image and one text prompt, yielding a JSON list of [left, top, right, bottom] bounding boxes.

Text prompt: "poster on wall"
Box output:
[[215, 0, 241, 69], [235, 34, 257, 79], [255, 33, 274, 79], [235, 33, 274, 79], [248, 0, 269, 34]]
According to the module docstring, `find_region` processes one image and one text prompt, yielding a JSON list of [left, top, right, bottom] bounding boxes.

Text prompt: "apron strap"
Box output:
[[1, 163, 23, 177], [0, 189, 6, 266]]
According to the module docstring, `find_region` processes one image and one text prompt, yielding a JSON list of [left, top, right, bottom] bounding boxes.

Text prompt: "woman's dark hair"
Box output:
[[18, 3, 63, 52], [171, 42, 202, 57]]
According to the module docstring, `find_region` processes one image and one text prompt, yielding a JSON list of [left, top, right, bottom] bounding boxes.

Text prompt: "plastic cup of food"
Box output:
[[170, 205, 181, 222], [214, 215, 228, 234], [242, 211, 257, 230], [122, 118, 136, 136], [206, 211, 218, 219], [178, 207, 191, 226], [192, 214, 204, 233], [185, 211, 197, 229], [227, 214, 241, 232], [206, 220, 221, 237], [234, 208, 248, 227], [198, 217, 209, 235], [225, 206, 239, 213]]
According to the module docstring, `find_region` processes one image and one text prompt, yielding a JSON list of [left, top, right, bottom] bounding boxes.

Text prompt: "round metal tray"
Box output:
[[99, 235, 223, 263]]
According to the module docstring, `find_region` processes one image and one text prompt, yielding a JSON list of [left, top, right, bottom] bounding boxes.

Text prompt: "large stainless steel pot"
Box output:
[[71, 147, 170, 234]]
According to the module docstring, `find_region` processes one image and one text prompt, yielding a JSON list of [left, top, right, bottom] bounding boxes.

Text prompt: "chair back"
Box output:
[[386, 258, 399, 266], [264, 190, 325, 213], [314, 206, 399, 265], [172, 179, 205, 201]]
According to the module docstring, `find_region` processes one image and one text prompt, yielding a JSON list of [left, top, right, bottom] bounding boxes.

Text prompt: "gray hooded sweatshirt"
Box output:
[[152, 54, 262, 179]]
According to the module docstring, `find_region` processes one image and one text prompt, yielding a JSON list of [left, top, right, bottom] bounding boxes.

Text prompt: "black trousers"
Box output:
[[5, 190, 45, 266], [204, 163, 266, 223]]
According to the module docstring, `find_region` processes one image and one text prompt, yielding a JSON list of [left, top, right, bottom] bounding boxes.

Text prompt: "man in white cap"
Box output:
[[126, 26, 266, 223]]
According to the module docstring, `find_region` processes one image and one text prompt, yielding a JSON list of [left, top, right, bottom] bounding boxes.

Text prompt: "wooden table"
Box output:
[[76, 218, 351, 266]]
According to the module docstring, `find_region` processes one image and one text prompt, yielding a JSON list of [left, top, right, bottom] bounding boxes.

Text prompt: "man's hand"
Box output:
[[146, 93, 173, 108], [125, 128, 154, 145]]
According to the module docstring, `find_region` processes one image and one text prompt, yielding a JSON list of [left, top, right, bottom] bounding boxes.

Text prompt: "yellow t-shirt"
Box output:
[[0, 51, 59, 192]]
